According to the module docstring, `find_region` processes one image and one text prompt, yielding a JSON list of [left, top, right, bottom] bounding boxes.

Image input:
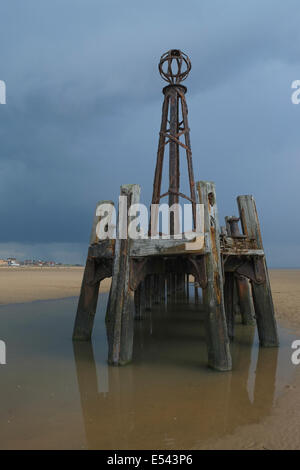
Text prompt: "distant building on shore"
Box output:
[[0, 257, 81, 267], [7, 258, 20, 266]]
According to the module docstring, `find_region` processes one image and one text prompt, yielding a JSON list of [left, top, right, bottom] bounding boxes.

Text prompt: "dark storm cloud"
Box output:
[[0, 0, 299, 264]]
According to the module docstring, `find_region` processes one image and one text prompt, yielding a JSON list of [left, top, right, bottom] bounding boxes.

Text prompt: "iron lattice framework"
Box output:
[[151, 49, 197, 235]]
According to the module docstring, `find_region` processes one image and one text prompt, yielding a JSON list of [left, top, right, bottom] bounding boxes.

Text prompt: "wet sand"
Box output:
[[0, 268, 299, 449], [205, 269, 300, 450]]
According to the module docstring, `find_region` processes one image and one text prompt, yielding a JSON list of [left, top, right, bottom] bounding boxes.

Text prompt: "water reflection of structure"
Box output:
[[73, 302, 279, 449]]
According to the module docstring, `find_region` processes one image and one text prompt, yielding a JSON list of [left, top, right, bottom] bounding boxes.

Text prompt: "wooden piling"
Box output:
[[107, 184, 141, 365], [197, 181, 232, 371], [72, 257, 101, 341], [235, 275, 255, 325], [224, 273, 235, 341], [154, 274, 160, 304], [186, 274, 190, 302], [225, 213, 254, 326], [177, 273, 185, 292], [237, 195, 278, 347], [167, 273, 171, 298], [144, 275, 152, 311], [159, 275, 166, 304], [194, 282, 199, 304], [73, 199, 114, 341], [134, 283, 142, 320]]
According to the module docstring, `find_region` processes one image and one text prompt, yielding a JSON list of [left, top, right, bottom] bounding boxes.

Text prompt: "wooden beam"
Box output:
[[130, 235, 205, 257], [88, 239, 115, 259], [222, 249, 264, 257]]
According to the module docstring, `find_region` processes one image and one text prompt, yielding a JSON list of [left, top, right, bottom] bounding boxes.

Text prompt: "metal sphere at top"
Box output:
[[159, 49, 191, 84]]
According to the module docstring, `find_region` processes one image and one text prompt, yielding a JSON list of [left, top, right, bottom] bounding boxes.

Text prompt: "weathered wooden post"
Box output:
[[194, 282, 199, 304], [106, 184, 140, 365], [177, 273, 185, 293], [159, 275, 166, 304], [166, 273, 171, 298], [134, 284, 142, 320], [186, 274, 190, 302], [225, 216, 255, 326], [235, 275, 255, 325], [73, 200, 114, 341], [197, 181, 232, 371], [144, 276, 152, 311], [72, 258, 101, 341], [224, 272, 235, 341], [237, 195, 279, 347]]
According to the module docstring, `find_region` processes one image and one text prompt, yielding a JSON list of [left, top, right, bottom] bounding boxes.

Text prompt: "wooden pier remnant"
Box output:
[[73, 49, 278, 371], [221, 198, 278, 346]]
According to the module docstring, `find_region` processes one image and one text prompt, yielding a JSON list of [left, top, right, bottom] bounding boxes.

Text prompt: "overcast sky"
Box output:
[[0, 0, 299, 266]]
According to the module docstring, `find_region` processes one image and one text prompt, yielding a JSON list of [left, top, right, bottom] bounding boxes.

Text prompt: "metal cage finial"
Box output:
[[159, 49, 191, 84]]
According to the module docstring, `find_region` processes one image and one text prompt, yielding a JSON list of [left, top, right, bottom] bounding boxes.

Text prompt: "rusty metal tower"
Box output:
[[151, 49, 197, 235], [73, 49, 279, 373]]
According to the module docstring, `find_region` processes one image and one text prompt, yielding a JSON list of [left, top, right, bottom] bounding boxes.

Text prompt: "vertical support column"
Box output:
[[177, 273, 185, 292], [197, 181, 232, 371], [167, 273, 171, 298], [235, 275, 255, 325], [149, 275, 155, 304], [232, 278, 241, 317], [186, 274, 190, 302], [144, 275, 152, 311], [73, 257, 100, 341], [224, 273, 235, 341], [170, 273, 177, 299], [194, 282, 199, 304], [225, 215, 254, 325], [140, 280, 146, 315], [159, 275, 166, 304], [154, 275, 160, 304], [237, 195, 279, 347], [107, 184, 141, 365], [134, 283, 142, 320], [73, 199, 114, 341]]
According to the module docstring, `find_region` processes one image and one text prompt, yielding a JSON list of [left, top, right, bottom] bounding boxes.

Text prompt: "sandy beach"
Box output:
[[0, 266, 110, 305], [0, 267, 299, 450]]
